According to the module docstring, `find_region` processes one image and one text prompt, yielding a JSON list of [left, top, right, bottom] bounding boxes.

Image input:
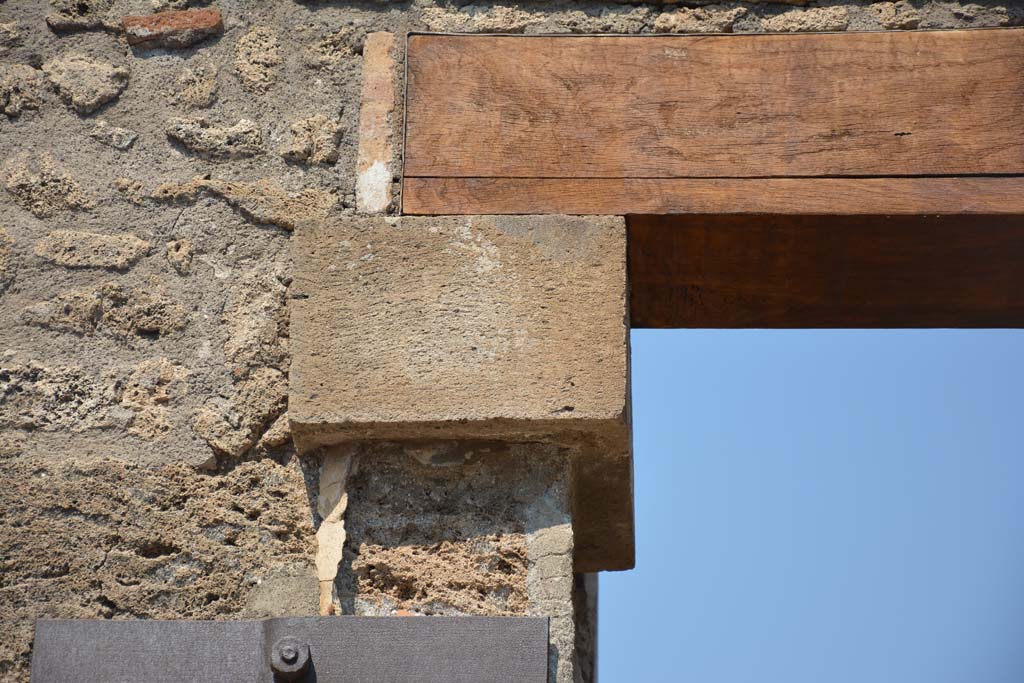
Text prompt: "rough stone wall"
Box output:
[[1, 0, 1020, 681], [329, 444, 579, 682]]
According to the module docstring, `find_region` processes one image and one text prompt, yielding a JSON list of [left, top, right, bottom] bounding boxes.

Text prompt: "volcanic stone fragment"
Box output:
[[90, 121, 138, 150], [166, 118, 263, 159], [42, 53, 128, 114], [34, 230, 149, 270]]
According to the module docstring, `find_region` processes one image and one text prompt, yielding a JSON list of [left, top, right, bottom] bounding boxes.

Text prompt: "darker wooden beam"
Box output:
[[629, 214, 1024, 328]]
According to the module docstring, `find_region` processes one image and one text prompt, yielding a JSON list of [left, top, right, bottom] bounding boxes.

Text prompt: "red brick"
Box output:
[[122, 9, 223, 49]]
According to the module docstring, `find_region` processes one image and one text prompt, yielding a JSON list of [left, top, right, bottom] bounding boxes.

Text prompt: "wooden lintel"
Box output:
[[629, 214, 1024, 328], [402, 30, 1024, 217]]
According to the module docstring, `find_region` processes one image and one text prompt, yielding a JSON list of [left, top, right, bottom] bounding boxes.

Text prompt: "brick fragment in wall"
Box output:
[[4, 155, 93, 218], [122, 9, 224, 49], [0, 457, 317, 681], [33, 230, 149, 271], [235, 26, 281, 94], [151, 177, 336, 231], [355, 32, 395, 214], [166, 118, 263, 160], [42, 53, 128, 114]]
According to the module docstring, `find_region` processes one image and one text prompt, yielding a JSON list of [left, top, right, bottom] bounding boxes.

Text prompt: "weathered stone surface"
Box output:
[[166, 239, 192, 274], [870, 1, 922, 29], [304, 27, 363, 71], [33, 230, 149, 270], [355, 32, 395, 214], [193, 366, 287, 458], [152, 177, 336, 230], [123, 9, 224, 49], [1, 359, 117, 432], [42, 53, 128, 114], [222, 266, 289, 372], [113, 176, 147, 205], [45, 0, 116, 32], [654, 5, 748, 32], [166, 117, 263, 159], [89, 120, 138, 150], [0, 228, 14, 295], [118, 358, 189, 438], [0, 65, 44, 119], [4, 155, 93, 217], [0, 22, 22, 52], [0, 456, 316, 680], [171, 65, 218, 108], [290, 214, 633, 571], [21, 280, 186, 342], [291, 214, 628, 440], [325, 444, 581, 683], [235, 26, 281, 93], [762, 5, 850, 31], [420, 6, 543, 33], [279, 114, 343, 165]]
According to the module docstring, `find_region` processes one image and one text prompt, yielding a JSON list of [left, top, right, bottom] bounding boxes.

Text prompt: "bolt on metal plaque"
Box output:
[[30, 616, 549, 683]]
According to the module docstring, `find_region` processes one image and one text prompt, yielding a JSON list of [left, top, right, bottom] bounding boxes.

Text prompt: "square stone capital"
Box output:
[[289, 215, 633, 571]]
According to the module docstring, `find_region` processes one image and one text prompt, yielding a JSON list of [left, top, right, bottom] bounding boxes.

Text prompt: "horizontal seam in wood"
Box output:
[[404, 174, 1024, 180]]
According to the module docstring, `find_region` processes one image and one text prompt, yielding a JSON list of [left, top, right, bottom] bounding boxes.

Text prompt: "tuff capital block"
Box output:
[[289, 215, 633, 571]]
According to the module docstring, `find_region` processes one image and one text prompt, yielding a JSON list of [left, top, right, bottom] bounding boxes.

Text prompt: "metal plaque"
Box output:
[[31, 616, 549, 683]]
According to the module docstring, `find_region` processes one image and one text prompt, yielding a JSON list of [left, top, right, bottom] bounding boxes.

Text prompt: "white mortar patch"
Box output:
[[356, 160, 391, 214]]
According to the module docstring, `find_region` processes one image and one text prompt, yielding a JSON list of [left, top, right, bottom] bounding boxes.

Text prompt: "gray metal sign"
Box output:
[[31, 616, 549, 682]]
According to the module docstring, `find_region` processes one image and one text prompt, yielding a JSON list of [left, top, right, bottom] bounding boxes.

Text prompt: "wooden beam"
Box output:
[[402, 30, 1024, 216], [403, 177, 1024, 216], [405, 30, 1024, 179], [629, 214, 1024, 328]]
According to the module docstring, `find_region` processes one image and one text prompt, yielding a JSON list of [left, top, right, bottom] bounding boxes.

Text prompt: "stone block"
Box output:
[[290, 215, 633, 571]]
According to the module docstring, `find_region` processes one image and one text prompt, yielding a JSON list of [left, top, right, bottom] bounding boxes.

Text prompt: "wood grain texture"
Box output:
[[629, 214, 1024, 328], [402, 177, 1024, 215], [405, 31, 1024, 180]]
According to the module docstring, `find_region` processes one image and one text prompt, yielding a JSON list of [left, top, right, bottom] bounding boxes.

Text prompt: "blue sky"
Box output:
[[600, 330, 1024, 682]]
